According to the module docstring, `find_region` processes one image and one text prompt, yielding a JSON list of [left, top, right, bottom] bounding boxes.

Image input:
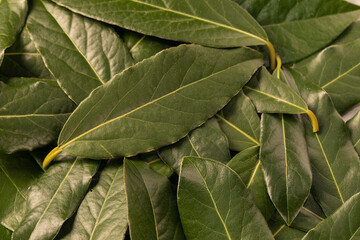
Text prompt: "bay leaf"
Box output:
[[0, 0, 27, 65], [271, 224, 306, 240], [27, 0, 134, 104], [0, 225, 11, 240], [124, 159, 185, 240], [347, 110, 360, 155], [178, 156, 274, 240], [0, 78, 75, 153], [51, 45, 263, 162]]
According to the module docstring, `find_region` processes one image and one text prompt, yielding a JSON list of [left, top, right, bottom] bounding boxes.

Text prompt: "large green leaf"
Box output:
[[0, 0, 28, 65], [0, 225, 11, 240], [53, 45, 263, 161], [124, 159, 185, 240], [0, 78, 75, 153], [260, 114, 312, 224], [271, 224, 306, 240], [27, 0, 134, 104], [60, 160, 127, 240], [178, 157, 274, 240], [51, 0, 269, 48], [347, 110, 360, 154], [303, 192, 360, 240], [289, 69, 360, 216], [12, 154, 99, 240], [216, 91, 260, 151], [292, 37, 360, 114], [227, 146, 274, 220], [158, 118, 230, 173]]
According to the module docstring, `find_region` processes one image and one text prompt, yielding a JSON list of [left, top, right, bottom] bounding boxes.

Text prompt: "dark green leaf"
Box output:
[[124, 159, 185, 240], [272, 225, 306, 240], [61, 160, 127, 240], [216, 91, 260, 151], [0, 0, 28, 65], [159, 118, 230, 173], [0, 78, 75, 153], [260, 114, 311, 224], [27, 0, 134, 104], [303, 192, 360, 240], [148, 158, 174, 178], [12, 154, 99, 240], [52, 0, 269, 47], [56, 45, 263, 159], [178, 157, 274, 240], [347, 110, 360, 155]]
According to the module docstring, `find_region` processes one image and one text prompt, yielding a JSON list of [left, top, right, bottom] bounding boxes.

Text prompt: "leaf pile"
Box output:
[[1, 0, 360, 239]]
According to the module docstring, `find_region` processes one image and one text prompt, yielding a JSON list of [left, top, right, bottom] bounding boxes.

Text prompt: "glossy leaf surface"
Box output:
[[159, 118, 230, 173], [57, 45, 263, 159], [216, 91, 260, 151], [178, 157, 274, 240], [61, 160, 127, 240], [125, 159, 185, 240], [0, 0, 27, 65], [0, 78, 75, 153], [303, 192, 360, 240], [260, 114, 311, 224], [12, 154, 99, 240], [27, 0, 134, 104], [347, 110, 360, 155], [52, 0, 269, 47]]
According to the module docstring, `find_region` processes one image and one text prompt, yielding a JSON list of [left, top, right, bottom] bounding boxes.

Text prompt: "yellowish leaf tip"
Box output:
[[306, 110, 319, 133], [43, 147, 62, 169]]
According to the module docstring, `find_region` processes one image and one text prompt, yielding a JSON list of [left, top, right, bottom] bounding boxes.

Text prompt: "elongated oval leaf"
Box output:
[[27, 0, 134, 104], [12, 154, 99, 240], [52, 0, 269, 48], [289, 69, 360, 216], [216, 91, 260, 151], [178, 157, 274, 240], [158, 118, 230, 173], [124, 159, 185, 240], [0, 0, 27, 65], [347, 110, 360, 155], [303, 192, 360, 240], [260, 114, 312, 224], [0, 78, 75, 153], [60, 160, 127, 240], [55, 45, 263, 160]]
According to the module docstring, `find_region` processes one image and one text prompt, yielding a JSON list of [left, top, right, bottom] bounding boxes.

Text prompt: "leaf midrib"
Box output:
[[281, 115, 290, 222], [0, 113, 71, 118], [0, 162, 26, 199], [322, 61, 360, 89]]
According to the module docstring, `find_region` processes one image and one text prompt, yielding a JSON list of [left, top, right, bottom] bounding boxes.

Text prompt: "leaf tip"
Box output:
[[306, 110, 319, 133], [43, 147, 62, 169]]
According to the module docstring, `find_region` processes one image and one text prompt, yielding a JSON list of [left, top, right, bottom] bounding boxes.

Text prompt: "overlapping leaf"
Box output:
[[124, 159, 185, 240], [51, 0, 269, 48], [55, 45, 263, 159], [178, 157, 274, 239], [27, 0, 134, 104], [347, 110, 360, 155], [0, 78, 75, 153]]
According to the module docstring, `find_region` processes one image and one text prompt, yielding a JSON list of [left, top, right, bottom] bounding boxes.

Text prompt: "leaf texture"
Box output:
[[57, 45, 263, 159], [51, 0, 269, 47], [125, 159, 185, 240], [0, 78, 75, 153], [347, 110, 360, 155], [178, 157, 274, 240], [27, 0, 134, 104]]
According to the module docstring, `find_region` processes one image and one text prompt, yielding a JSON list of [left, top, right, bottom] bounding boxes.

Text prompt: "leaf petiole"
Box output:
[[43, 147, 62, 169], [306, 110, 319, 133], [266, 41, 276, 71]]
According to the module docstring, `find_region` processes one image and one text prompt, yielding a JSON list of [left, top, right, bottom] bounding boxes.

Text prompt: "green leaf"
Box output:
[[289, 69, 360, 216], [292, 37, 360, 114], [0, 224, 11, 240], [227, 146, 275, 220], [0, 0, 28, 65], [347, 110, 360, 155], [260, 114, 312, 224], [26, 0, 134, 104], [158, 118, 231, 173], [271, 224, 306, 240], [0, 78, 75, 153], [60, 160, 127, 240], [124, 159, 185, 240], [148, 158, 174, 178], [178, 157, 274, 240], [122, 30, 176, 63], [51, 0, 269, 47], [303, 192, 360, 240], [55, 45, 263, 160], [216, 91, 260, 151], [12, 154, 99, 240]]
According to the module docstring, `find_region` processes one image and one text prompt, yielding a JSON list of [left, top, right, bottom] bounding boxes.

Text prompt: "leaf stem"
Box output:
[[266, 41, 276, 71], [43, 147, 62, 169], [306, 110, 319, 132]]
